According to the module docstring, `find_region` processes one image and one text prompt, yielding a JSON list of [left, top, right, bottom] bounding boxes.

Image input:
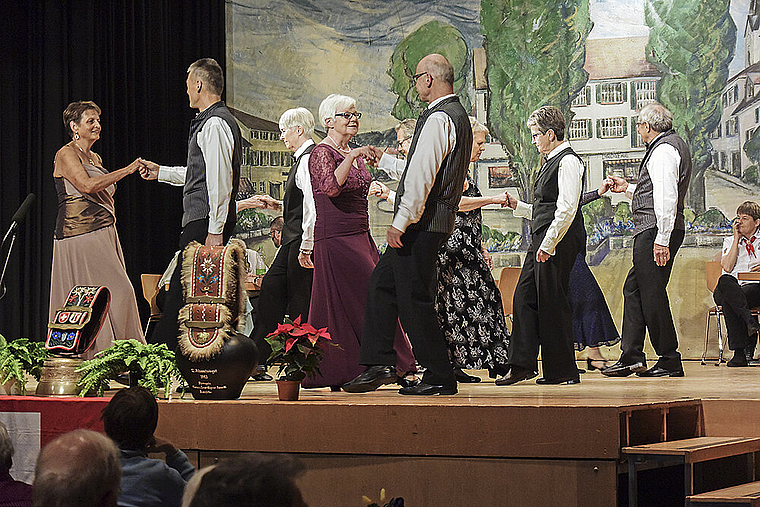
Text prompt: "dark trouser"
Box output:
[[152, 218, 233, 351], [713, 275, 760, 351], [619, 227, 685, 370], [360, 229, 455, 388], [251, 240, 313, 365], [508, 223, 583, 379]]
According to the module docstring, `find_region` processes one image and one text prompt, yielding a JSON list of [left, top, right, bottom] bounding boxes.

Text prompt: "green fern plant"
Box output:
[[76, 339, 182, 397], [0, 334, 49, 394]]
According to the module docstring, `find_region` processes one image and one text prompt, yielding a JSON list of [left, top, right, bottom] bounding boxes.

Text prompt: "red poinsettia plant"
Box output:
[[265, 316, 338, 381]]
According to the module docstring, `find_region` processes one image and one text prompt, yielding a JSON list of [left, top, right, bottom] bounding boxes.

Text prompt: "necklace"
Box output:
[[71, 141, 95, 165], [325, 134, 351, 154]]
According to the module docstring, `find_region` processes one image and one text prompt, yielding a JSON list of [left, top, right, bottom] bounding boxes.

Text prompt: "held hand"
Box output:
[[367, 145, 385, 161], [259, 194, 282, 210], [145, 436, 178, 456], [237, 196, 266, 211], [368, 180, 391, 200], [536, 249, 551, 263], [350, 146, 379, 165], [491, 192, 509, 207], [608, 175, 628, 193], [653, 243, 670, 267], [386, 226, 404, 248], [205, 233, 223, 247], [298, 251, 314, 269], [138, 158, 159, 180], [126, 159, 144, 174], [598, 178, 613, 196], [505, 193, 517, 209]]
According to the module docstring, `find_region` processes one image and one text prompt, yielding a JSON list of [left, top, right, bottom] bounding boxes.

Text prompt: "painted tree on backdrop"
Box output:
[[481, 0, 591, 245], [645, 0, 736, 214], [388, 20, 471, 121]]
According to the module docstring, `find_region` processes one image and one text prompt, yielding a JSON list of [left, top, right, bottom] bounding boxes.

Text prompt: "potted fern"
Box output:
[[0, 334, 49, 395], [76, 339, 182, 397]]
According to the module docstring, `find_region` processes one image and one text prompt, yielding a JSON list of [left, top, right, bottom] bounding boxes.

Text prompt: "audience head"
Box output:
[[181, 465, 215, 507], [63, 101, 102, 139], [0, 421, 13, 471], [187, 454, 306, 507], [469, 117, 489, 163], [270, 216, 284, 248], [279, 108, 315, 151], [318, 94, 357, 131], [394, 119, 417, 157], [33, 429, 121, 507], [414, 54, 455, 102], [186, 58, 224, 108], [101, 386, 158, 450], [735, 201, 760, 237]]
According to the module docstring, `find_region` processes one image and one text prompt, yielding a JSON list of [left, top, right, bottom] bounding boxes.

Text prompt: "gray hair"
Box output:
[[527, 106, 566, 141], [279, 107, 315, 138], [394, 118, 417, 138], [318, 94, 357, 129], [188, 58, 224, 96], [33, 429, 121, 507], [638, 103, 673, 132], [0, 421, 13, 470], [469, 117, 489, 136]]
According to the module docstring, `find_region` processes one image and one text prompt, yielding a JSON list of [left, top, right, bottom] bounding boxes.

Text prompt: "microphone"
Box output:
[[11, 193, 35, 224]]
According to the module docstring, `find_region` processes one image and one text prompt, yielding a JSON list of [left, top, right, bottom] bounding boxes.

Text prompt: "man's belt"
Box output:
[[46, 285, 111, 356], [178, 239, 247, 361]]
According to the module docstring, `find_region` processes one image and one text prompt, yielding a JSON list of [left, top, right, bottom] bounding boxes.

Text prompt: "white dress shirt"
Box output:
[[512, 141, 584, 255], [625, 133, 681, 246], [391, 94, 457, 232], [722, 230, 760, 285], [158, 116, 234, 235], [377, 152, 406, 180], [293, 139, 316, 251]]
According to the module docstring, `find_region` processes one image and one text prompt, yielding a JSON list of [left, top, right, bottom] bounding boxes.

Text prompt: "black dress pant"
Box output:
[[508, 224, 583, 379], [152, 218, 234, 351], [713, 275, 760, 351], [251, 240, 313, 365], [360, 229, 455, 388], [619, 227, 684, 370]]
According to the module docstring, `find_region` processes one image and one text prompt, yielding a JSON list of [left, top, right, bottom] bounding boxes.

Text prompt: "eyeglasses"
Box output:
[[397, 136, 412, 147], [335, 112, 362, 120], [411, 71, 429, 83]]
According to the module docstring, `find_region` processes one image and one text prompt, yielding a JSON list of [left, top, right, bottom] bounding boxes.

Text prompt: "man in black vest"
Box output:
[[139, 58, 242, 351], [497, 106, 585, 386], [343, 53, 472, 396], [250, 107, 316, 380], [602, 102, 692, 378]]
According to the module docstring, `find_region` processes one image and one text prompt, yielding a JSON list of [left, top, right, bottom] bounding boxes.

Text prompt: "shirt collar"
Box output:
[[741, 227, 760, 243], [427, 94, 456, 109], [293, 139, 315, 158], [546, 140, 572, 160]]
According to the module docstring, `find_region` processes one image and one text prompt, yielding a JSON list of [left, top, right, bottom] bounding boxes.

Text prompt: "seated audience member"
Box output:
[[714, 201, 760, 366], [187, 454, 306, 507], [180, 466, 215, 507], [0, 421, 32, 507], [101, 386, 195, 507], [33, 429, 121, 507], [269, 216, 284, 250]]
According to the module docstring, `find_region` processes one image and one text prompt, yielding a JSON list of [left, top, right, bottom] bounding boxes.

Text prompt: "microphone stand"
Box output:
[[0, 222, 18, 301]]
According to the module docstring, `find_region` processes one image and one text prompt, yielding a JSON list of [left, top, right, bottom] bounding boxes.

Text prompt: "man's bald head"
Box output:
[[418, 53, 455, 86], [414, 53, 455, 103], [33, 430, 121, 507]]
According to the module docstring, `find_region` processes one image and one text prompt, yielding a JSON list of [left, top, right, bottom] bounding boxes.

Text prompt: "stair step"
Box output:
[[687, 480, 760, 506], [623, 437, 760, 463]]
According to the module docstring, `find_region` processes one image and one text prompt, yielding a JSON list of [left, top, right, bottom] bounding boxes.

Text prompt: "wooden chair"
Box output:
[[140, 274, 163, 341], [497, 266, 521, 325]]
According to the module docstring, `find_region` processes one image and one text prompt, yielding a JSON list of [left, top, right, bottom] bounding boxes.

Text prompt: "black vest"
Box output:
[[631, 130, 692, 236], [183, 101, 242, 230], [281, 142, 315, 247], [531, 146, 584, 235], [394, 96, 472, 234]]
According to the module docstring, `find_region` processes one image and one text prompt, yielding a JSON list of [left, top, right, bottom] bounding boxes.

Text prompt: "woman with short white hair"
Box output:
[[303, 94, 417, 390]]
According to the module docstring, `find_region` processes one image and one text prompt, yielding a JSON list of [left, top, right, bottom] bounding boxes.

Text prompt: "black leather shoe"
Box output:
[[454, 367, 481, 383], [636, 365, 685, 377], [342, 365, 397, 393], [494, 366, 538, 386], [398, 382, 457, 395], [536, 376, 580, 385], [397, 375, 421, 389], [601, 361, 647, 377], [727, 350, 749, 367]]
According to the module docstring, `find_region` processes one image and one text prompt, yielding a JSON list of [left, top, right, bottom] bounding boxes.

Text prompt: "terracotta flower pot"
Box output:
[[276, 379, 300, 401]]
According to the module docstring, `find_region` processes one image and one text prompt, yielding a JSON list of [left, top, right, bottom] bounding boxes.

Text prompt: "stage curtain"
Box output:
[[0, 0, 225, 341]]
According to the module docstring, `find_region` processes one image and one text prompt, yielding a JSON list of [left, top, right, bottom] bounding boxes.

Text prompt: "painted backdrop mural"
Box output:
[[227, 0, 758, 359]]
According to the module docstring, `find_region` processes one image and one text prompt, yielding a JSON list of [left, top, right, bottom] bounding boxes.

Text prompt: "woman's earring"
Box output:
[[74, 132, 80, 140]]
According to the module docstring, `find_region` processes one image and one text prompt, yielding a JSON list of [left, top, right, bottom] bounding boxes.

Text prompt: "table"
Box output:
[[738, 272, 760, 281]]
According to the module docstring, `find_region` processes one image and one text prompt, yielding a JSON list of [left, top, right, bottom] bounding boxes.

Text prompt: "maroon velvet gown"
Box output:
[[303, 143, 416, 388]]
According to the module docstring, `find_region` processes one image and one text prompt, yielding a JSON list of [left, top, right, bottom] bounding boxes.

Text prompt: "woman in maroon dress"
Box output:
[[303, 94, 416, 389]]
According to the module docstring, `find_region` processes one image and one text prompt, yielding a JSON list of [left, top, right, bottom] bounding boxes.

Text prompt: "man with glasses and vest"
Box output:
[[250, 107, 317, 381], [602, 102, 692, 378], [497, 106, 585, 386], [343, 53, 472, 396], [139, 58, 242, 351]]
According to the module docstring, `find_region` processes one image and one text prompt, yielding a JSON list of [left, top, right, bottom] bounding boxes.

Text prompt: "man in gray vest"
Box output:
[[250, 107, 316, 381], [139, 58, 242, 351], [602, 102, 691, 378], [343, 53, 472, 396], [497, 106, 585, 386]]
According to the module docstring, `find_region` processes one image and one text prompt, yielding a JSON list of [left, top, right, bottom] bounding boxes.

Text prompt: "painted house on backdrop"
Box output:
[[568, 36, 660, 200], [229, 107, 290, 200]]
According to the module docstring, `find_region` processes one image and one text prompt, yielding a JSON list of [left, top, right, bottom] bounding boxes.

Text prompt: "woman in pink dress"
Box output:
[[303, 94, 416, 389]]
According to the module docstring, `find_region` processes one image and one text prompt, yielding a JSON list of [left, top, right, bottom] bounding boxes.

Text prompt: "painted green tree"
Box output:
[[388, 21, 471, 121], [645, 0, 736, 214], [745, 128, 760, 166], [481, 0, 592, 211]]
